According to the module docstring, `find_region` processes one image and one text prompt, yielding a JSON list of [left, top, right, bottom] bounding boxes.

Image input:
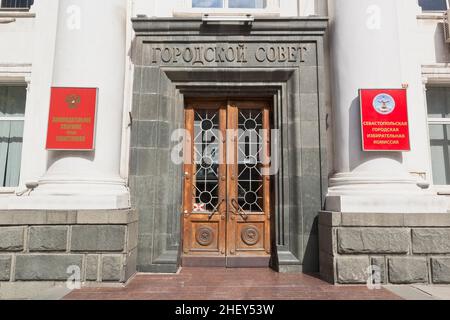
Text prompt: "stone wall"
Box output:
[[0, 210, 138, 283], [319, 211, 450, 285], [131, 17, 329, 273]]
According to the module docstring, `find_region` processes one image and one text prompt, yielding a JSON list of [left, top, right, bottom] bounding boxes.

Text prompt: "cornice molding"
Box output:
[[0, 11, 35, 19], [132, 17, 328, 37]]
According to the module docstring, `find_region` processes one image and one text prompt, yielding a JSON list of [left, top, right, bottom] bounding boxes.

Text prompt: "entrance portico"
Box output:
[[130, 17, 328, 273]]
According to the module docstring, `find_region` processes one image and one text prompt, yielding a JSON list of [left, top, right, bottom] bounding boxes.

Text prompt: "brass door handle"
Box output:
[[231, 198, 248, 220], [209, 198, 224, 219]]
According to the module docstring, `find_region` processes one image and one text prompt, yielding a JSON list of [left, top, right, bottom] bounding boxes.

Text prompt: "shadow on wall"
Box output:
[[199, 24, 252, 35], [302, 225, 319, 273], [348, 97, 363, 171], [46, 151, 96, 170], [348, 96, 404, 171], [435, 23, 450, 63]]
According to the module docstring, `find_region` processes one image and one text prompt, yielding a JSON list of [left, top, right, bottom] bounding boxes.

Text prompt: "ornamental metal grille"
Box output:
[[237, 109, 264, 213], [193, 110, 220, 212]]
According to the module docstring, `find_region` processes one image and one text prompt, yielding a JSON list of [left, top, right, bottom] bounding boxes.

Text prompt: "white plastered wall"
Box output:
[[0, 0, 59, 196], [396, 0, 450, 191]]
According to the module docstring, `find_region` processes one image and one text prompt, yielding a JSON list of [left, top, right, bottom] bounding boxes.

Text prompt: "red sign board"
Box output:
[[46, 87, 98, 150], [360, 89, 410, 151]]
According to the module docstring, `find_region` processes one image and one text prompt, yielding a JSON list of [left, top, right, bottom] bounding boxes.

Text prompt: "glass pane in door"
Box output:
[[237, 109, 264, 212], [193, 110, 220, 213]]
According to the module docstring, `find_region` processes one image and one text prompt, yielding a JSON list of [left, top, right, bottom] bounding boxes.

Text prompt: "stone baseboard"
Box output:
[[319, 211, 450, 285], [0, 209, 138, 284]]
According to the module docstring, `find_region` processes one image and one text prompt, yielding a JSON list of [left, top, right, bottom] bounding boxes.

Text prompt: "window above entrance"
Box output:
[[174, 0, 280, 17], [0, 0, 34, 10], [192, 0, 267, 9], [419, 0, 448, 11]]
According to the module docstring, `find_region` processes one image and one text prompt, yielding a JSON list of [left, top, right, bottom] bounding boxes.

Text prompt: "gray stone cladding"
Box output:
[[0, 210, 138, 283], [130, 17, 329, 274], [319, 211, 450, 285]]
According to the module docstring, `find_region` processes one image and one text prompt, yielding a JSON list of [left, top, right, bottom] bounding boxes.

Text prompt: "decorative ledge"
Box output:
[[417, 13, 445, 20], [0, 188, 16, 195], [173, 9, 281, 18], [0, 209, 138, 226], [0, 11, 35, 19], [132, 17, 328, 36], [0, 18, 15, 24]]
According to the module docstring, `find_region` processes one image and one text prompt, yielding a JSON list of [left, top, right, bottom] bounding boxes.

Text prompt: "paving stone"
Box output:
[[63, 268, 403, 301]]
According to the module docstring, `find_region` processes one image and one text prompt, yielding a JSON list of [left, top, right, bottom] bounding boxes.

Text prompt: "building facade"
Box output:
[[1, 0, 450, 285]]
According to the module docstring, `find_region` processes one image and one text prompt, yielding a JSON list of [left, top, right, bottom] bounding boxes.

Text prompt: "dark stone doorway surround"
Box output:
[[130, 18, 328, 273]]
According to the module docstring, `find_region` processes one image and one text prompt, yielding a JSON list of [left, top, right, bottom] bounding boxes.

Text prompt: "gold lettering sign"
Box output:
[[52, 117, 92, 123], [56, 136, 86, 142], [149, 44, 308, 65]]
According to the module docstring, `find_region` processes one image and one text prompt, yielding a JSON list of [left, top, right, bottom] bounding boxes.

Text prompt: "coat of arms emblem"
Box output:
[[66, 94, 81, 109], [373, 93, 396, 115]]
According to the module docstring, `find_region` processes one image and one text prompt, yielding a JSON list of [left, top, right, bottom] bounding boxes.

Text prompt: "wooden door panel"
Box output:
[[235, 221, 265, 252], [183, 103, 226, 259], [189, 219, 221, 252], [226, 101, 271, 265], [182, 99, 271, 268]]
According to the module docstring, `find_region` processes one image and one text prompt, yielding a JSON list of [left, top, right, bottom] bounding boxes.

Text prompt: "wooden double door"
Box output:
[[182, 100, 272, 267]]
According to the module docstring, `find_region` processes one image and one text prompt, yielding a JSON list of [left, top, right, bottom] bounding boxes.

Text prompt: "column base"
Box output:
[[326, 195, 448, 214], [328, 172, 426, 196], [17, 175, 131, 210], [326, 171, 448, 213], [36, 176, 128, 195], [0, 194, 130, 210]]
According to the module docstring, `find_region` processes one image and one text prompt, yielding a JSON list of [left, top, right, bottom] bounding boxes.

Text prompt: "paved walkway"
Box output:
[[64, 268, 401, 300]]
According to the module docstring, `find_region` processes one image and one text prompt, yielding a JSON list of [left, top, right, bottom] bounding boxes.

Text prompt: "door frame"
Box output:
[[182, 98, 274, 268]]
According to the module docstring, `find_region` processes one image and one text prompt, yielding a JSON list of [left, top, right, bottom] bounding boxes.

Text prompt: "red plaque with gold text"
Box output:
[[360, 88, 410, 151], [46, 87, 98, 150]]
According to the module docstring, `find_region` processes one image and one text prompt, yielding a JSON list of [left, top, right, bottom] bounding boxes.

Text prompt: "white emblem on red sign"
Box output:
[[193, 203, 206, 212], [373, 93, 396, 115]]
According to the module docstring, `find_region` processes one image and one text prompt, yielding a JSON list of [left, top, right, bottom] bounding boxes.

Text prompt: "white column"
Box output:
[[33, 0, 129, 209], [327, 0, 446, 213]]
